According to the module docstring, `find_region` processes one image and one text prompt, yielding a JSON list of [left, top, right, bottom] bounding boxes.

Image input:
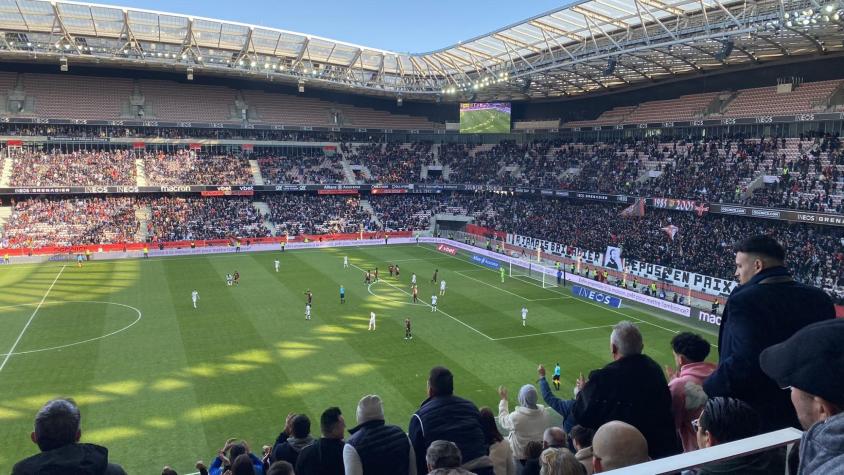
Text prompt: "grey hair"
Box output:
[[34, 399, 81, 451], [426, 440, 462, 469], [610, 321, 643, 357]]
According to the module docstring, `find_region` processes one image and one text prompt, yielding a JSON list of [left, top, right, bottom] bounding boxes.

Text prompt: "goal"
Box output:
[[509, 260, 558, 288]]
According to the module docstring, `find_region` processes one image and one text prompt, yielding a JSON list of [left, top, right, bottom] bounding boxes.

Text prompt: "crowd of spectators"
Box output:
[[345, 142, 434, 183], [143, 151, 254, 185], [19, 316, 844, 474], [1, 196, 137, 248], [259, 154, 344, 184], [264, 195, 374, 235], [9, 149, 137, 186], [142, 196, 269, 241]]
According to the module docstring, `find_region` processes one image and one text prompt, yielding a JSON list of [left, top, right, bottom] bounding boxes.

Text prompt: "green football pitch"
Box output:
[[460, 109, 511, 133], [0, 244, 717, 473]]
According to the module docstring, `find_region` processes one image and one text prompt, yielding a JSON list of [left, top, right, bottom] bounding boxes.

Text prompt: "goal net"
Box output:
[[509, 259, 558, 288]]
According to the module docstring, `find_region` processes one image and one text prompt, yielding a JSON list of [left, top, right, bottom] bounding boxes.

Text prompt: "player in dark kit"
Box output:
[[395, 265, 400, 277], [431, 268, 438, 283], [412, 285, 418, 303], [389, 265, 394, 277], [304, 289, 313, 305], [374, 267, 379, 282], [364, 271, 371, 285], [233, 271, 240, 286], [404, 318, 412, 340]]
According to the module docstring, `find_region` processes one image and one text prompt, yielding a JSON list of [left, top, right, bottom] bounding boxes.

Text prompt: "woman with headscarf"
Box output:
[[497, 384, 553, 463]]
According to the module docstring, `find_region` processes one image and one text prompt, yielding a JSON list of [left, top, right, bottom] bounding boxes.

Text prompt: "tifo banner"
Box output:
[[436, 244, 458, 256], [509, 232, 735, 296], [572, 285, 622, 308], [626, 260, 736, 295], [603, 246, 624, 271], [652, 198, 697, 212], [471, 254, 501, 270]]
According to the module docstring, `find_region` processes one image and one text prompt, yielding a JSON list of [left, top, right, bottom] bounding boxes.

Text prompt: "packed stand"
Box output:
[[368, 194, 447, 231], [9, 149, 137, 186], [143, 150, 254, 185], [345, 142, 434, 183], [264, 194, 374, 236], [1, 196, 138, 248], [745, 134, 844, 212], [258, 154, 344, 184], [142, 196, 269, 241]]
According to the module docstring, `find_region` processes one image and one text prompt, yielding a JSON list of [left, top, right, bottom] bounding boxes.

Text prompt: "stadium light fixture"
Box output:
[[59, 56, 68, 72], [187, 67, 194, 80], [298, 80, 305, 93], [397, 95, 403, 107]]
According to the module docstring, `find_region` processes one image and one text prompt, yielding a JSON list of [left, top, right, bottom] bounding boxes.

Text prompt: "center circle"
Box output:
[[0, 301, 142, 356]]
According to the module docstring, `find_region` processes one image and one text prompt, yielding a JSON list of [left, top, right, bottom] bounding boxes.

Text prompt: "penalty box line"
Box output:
[[348, 261, 494, 341]]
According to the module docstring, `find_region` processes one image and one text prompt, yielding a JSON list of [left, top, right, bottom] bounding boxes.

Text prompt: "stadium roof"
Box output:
[[0, 0, 842, 101]]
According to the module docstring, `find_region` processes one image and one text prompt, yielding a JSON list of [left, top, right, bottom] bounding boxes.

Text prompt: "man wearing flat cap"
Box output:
[[760, 319, 844, 474], [703, 235, 835, 431]]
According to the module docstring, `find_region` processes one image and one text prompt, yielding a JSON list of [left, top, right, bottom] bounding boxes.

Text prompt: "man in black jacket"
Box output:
[[271, 413, 315, 467], [344, 394, 416, 475], [12, 398, 127, 475], [572, 321, 681, 460], [409, 366, 493, 475], [295, 407, 345, 475], [703, 235, 835, 431]]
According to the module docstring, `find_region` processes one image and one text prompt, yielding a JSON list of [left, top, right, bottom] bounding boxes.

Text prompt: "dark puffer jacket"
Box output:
[[12, 443, 127, 475]]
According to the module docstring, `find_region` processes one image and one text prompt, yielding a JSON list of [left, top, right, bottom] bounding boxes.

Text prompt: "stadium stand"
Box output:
[[142, 196, 268, 241], [143, 150, 254, 185], [9, 149, 137, 186], [258, 153, 344, 184], [1, 196, 137, 247], [264, 194, 374, 235], [722, 79, 843, 117]]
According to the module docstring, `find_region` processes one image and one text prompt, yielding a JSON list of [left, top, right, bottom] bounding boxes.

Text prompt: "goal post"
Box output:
[[509, 259, 558, 289]]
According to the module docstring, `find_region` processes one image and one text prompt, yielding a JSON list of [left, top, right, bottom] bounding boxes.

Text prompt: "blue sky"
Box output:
[[92, 0, 567, 53]]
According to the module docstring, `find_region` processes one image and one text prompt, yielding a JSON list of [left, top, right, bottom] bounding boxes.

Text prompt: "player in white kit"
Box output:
[[431, 295, 438, 312], [305, 303, 311, 320], [521, 306, 528, 326], [411, 273, 417, 286], [274, 259, 280, 272], [191, 290, 199, 308], [344, 256, 349, 269], [439, 279, 447, 296], [368, 312, 376, 331]]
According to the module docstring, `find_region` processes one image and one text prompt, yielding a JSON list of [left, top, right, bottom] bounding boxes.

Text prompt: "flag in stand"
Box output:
[[620, 198, 646, 217], [661, 224, 679, 240]]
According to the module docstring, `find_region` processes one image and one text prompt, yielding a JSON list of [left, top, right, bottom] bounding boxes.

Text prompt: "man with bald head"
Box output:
[[591, 421, 649, 473]]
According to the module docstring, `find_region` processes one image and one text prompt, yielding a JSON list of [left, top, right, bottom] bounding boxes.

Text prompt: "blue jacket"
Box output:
[[409, 395, 493, 475], [538, 377, 576, 432], [703, 266, 834, 430]]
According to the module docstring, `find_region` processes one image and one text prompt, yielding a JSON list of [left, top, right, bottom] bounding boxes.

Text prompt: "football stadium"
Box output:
[[1, 0, 844, 473]]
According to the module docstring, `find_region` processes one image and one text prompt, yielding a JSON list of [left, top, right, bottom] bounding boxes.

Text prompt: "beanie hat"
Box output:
[[356, 394, 385, 424]]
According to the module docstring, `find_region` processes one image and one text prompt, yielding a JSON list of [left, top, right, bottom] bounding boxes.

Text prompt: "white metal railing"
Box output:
[[602, 428, 801, 474]]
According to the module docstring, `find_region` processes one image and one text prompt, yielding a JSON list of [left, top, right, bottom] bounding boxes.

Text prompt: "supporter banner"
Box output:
[[510, 232, 735, 296], [652, 198, 697, 212], [201, 190, 254, 197], [436, 244, 458, 256], [571, 285, 622, 308], [370, 188, 408, 194], [709, 204, 844, 227], [45, 136, 110, 143], [603, 246, 624, 271], [471, 254, 501, 270]]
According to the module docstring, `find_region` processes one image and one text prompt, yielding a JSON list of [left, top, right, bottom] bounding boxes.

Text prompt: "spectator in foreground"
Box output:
[[704, 235, 835, 431], [267, 461, 295, 475], [666, 332, 716, 452], [537, 364, 575, 432], [497, 384, 552, 461], [591, 421, 649, 473], [571, 322, 681, 459], [409, 367, 493, 475], [210, 441, 263, 475], [542, 427, 567, 450], [426, 440, 477, 475], [520, 441, 545, 475], [692, 397, 784, 474], [271, 414, 315, 467], [12, 398, 127, 475], [569, 426, 595, 475], [479, 407, 515, 475], [344, 394, 416, 475], [761, 319, 844, 474], [538, 448, 585, 475], [231, 453, 259, 475], [296, 407, 345, 475]]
